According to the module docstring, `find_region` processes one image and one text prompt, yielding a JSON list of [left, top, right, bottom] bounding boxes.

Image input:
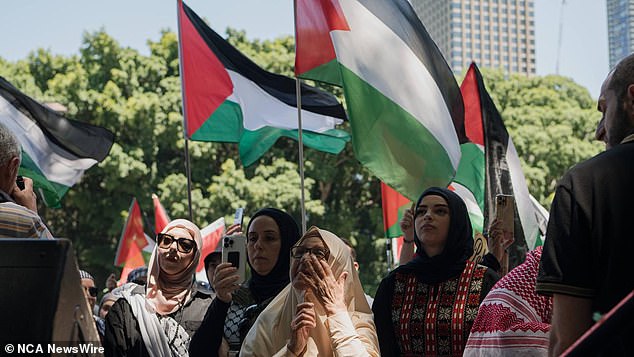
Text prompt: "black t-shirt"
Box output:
[[536, 142, 634, 314]]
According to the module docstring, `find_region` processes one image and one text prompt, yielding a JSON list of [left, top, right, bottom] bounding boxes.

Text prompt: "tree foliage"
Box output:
[[0, 29, 603, 296]]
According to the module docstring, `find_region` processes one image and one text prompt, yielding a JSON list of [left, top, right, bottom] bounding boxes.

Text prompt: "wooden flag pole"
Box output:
[[176, 0, 193, 221], [296, 78, 307, 234]]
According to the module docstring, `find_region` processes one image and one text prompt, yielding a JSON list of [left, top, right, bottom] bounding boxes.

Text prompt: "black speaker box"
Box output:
[[0, 239, 101, 354]]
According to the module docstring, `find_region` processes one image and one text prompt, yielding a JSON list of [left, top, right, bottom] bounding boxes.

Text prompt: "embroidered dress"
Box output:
[[373, 187, 499, 357], [391, 261, 487, 356]]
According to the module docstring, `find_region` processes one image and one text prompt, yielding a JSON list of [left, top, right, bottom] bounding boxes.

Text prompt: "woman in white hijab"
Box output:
[[240, 227, 379, 357], [104, 219, 213, 357]]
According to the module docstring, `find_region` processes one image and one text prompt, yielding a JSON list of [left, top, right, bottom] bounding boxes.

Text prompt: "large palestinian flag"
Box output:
[[0, 76, 114, 207], [295, 0, 465, 200], [177, 0, 350, 166], [460, 63, 547, 267]]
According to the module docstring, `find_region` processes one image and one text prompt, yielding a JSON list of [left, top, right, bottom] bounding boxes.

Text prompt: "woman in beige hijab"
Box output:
[[240, 227, 379, 356], [104, 219, 213, 357]]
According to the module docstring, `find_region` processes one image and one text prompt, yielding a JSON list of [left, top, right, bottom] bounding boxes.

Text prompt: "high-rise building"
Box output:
[[411, 0, 536, 75], [607, 0, 634, 68]]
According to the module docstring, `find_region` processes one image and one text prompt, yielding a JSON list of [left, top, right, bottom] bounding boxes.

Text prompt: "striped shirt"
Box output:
[[0, 201, 53, 239]]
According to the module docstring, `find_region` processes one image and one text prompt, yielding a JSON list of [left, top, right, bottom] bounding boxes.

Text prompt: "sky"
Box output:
[[0, 0, 608, 98]]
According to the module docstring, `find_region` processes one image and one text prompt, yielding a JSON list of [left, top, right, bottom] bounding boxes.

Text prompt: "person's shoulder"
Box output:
[[569, 143, 634, 174]]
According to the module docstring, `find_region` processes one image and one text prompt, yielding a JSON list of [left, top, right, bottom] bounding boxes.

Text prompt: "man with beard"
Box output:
[[536, 53, 634, 355]]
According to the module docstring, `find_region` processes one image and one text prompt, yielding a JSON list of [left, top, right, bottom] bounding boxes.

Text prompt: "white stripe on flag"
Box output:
[[507, 138, 541, 249], [331, 0, 461, 169], [0, 96, 97, 186], [226, 71, 342, 132]]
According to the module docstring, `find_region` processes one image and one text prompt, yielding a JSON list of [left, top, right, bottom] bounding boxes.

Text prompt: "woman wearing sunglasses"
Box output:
[[104, 219, 212, 357], [189, 208, 300, 357], [240, 227, 380, 356]]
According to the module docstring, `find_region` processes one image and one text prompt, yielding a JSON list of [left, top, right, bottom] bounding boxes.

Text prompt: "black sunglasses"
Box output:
[[290, 246, 330, 260], [157, 233, 195, 254], [86, 286, 98, 298]]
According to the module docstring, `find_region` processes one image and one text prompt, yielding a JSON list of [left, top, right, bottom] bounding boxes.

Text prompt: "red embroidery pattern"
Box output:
[[392, 262, 487, 356]]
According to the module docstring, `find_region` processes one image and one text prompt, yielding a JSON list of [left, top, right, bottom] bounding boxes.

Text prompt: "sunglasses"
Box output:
[[290, 246, 330, 260], [157, 233, 195, 254], [85, 286, 98, 298]]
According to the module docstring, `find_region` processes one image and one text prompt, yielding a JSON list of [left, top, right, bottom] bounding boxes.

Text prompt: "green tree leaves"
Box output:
[[0, 29, 603, 295]]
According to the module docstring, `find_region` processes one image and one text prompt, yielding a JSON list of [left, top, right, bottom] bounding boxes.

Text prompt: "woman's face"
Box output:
[[290, 236, 328, 291], [158, 227, 196, 275], [414, 194, 451, 255], [99, 299, 116, 319], [247, 215, 282, 276]]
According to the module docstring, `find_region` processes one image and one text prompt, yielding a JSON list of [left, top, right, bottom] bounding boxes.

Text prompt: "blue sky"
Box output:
[[0, 0, 607, 98]]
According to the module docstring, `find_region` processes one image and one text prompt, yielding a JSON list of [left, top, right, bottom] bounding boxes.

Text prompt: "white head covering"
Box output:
[[240, 227, 378, 356], [146, 219, 202, 315]]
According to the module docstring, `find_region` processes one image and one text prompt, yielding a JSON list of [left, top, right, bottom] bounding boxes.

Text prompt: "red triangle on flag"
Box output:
[[178, 0, 233, 137], [152, 193, 171, 234], [114, 198, 148, 268], [195, 217, 226, 272], [294, 0, 350, 77]]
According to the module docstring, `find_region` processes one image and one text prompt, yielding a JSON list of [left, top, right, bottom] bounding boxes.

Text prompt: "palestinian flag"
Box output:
[[295, 0, 465, 200], [152, 193, 171, 234], [177, 0, 350, 166], [0, 77, 114, 207], [380, 182, 411, 262], [460, 63, 547, 268]]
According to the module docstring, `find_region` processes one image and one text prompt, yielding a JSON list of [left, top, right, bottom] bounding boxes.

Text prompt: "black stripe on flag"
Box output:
[[471, 64, 529, 267], [358, 0, 466, 143], [0, 77, 115, 161], [181, 2, 347, 121]]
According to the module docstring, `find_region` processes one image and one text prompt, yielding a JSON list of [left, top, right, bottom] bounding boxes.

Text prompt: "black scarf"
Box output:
[[246, 208, 300, 303], [394, 187, 474, 284]]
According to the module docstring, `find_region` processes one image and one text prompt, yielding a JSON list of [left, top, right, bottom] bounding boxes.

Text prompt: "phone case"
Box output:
[[495, 194, 515, 233], [221, 234, 247, 284]]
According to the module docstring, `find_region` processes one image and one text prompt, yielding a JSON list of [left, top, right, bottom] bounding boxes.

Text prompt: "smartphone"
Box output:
[[494, 194, 515, 233], [233, 207, 244, 226], [16, 176, 25, 191], [222, 233, 247, 285]]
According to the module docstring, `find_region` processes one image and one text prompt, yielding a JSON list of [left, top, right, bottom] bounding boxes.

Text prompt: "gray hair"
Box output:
[[0, 122, 21, 166]]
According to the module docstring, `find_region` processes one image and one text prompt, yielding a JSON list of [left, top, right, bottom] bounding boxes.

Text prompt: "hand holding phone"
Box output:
[[489, 194, 515, 276], [16, 175, 25, 191], [222, 233, 247, 285], [494, 194, 515, 235]]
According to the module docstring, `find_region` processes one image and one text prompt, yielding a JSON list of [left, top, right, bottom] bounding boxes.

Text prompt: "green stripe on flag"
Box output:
[[340, 66, 455, 201], [299, 59, 343, 87], [191, 100, 243, 142], [191, 99, 349, 166], [385, 203, 410, 238], [18, 151, 69, 208], [453, 142, 485, 213]]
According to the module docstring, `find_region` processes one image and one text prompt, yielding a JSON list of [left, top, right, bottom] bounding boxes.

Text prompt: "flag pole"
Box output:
[[293, 0, 307, 234], [184, 140, 194, 221], [176, 0, 194, 221], [296, 78, 307, 234]]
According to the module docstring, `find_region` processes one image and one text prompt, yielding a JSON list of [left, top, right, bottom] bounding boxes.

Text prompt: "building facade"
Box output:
[[607, 0, 634, 68], [411, 0, 536, 75]]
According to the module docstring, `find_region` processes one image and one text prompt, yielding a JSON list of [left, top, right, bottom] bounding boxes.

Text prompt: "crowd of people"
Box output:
[[2, 53, 634, 356]]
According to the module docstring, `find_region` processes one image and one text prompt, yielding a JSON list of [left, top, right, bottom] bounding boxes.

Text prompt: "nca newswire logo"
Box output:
[[4, 343, 103, 355]]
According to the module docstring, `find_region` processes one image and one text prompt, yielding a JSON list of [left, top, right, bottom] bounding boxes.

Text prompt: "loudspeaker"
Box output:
[[0, 239, 101, 349]]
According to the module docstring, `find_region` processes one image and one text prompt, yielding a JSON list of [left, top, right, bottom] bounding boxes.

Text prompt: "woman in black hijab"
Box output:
[[373, 187, 499, 357], [189, 208, 300, 357]]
